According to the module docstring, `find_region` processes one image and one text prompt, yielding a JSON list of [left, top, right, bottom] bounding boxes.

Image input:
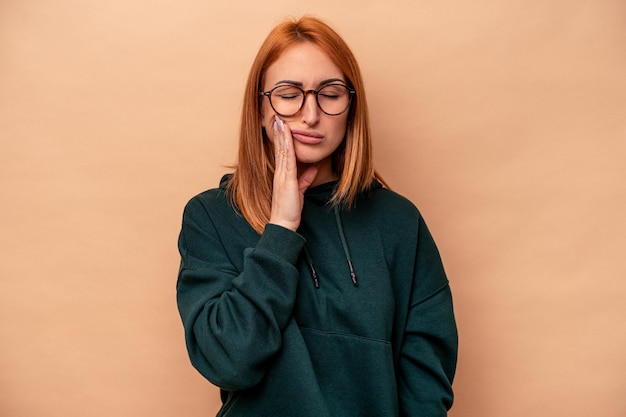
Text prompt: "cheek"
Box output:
[[261, 101, 275, 130], [260, 114, 275, 143], [331, 116, 349, 142]]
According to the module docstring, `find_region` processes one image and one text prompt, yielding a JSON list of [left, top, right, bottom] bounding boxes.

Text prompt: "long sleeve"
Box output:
[[176, 196, 305, 391], [397, 216, 458, 417]]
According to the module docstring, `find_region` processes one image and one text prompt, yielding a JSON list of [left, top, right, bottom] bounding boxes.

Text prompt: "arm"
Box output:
[[177, 116, 318, 392], [176, 197, 305, 391], [397, 216, 458, 417]]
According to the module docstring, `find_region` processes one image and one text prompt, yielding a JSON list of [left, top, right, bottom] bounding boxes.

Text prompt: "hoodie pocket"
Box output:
[[300, 327, 399, 417]]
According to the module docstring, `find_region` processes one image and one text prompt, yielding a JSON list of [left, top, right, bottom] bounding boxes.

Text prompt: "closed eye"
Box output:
[[278, 94, 300, 100]]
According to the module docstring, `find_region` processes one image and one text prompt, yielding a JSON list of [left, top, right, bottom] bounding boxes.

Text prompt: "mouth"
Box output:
[[290, 129, 324, 144]]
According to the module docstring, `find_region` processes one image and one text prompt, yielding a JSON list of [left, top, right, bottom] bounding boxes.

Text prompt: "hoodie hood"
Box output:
[[303, 177, 383, 205], [220, 173, 384, 289], [219, 173, 383, 204]]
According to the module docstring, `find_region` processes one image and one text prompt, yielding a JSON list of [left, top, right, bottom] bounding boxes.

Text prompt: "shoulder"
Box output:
[[183, 187, 228, 217], [181, 174, 238, 226], [181, 176, 257, 238], [184, 174, 233, 214], [343, 186, 424, 246], [363, 186, 422, 225], [371, 187, 419, 212]]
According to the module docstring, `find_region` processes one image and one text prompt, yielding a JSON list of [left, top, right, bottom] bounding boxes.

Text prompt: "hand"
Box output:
[[268, 116, 319, 232]]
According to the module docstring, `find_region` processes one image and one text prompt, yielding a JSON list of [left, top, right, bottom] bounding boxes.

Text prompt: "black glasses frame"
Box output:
[[259, 84, 356, 117]]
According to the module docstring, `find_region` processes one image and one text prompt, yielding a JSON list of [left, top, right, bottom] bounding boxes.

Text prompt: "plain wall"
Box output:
[[1, 1, 625, 416]]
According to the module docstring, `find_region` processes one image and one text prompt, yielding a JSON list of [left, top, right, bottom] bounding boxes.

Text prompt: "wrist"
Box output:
[[267, 219, 299, 232]]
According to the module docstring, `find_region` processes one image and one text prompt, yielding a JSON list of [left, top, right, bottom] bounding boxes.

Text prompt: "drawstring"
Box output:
[[302, 247, 320, 288], [334, 206, 359, 287], [301, 206, 359, 289]]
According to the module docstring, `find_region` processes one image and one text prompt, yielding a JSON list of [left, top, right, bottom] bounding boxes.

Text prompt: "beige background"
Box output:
[[1, 0, 625, 416]]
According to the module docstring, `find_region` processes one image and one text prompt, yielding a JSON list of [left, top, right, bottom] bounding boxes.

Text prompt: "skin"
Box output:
[[261, 42, 350, 232]]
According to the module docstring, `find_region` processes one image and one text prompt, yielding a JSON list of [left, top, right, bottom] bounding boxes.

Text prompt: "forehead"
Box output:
[[263, 42, 344, 88]]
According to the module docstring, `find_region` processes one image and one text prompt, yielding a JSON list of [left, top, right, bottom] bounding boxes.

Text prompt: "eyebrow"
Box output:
[[273, 78, 346, 88]]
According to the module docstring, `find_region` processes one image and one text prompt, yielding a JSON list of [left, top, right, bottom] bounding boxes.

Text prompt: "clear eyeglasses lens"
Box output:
[[269, 84, 352, 116]]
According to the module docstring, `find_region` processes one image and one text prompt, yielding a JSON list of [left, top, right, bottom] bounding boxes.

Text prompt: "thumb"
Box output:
[[298, 165, 319, 193]]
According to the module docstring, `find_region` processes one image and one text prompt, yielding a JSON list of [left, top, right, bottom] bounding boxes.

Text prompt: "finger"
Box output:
[[298, 164, 319, 193], [274, 116, 297, 182], [273, 116, 287, 177], [279, 118, 297, 174]]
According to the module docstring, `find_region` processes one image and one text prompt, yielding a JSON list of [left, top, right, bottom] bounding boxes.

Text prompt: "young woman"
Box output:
[[176, 16, 458, 417]]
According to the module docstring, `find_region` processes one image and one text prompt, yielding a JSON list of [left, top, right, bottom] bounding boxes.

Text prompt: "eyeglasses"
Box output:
[[259, 83, 355, 117]]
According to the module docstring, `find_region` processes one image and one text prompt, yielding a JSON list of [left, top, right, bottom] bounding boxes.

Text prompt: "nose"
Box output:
[[300, 90, 320, 126]]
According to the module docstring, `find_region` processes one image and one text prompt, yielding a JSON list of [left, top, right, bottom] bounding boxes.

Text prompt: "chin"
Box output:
[[294, 151, 329, 165], [295, 157, 323, 165]]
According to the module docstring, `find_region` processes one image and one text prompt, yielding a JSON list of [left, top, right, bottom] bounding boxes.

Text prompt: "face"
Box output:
[[261, 42, 350, 180]]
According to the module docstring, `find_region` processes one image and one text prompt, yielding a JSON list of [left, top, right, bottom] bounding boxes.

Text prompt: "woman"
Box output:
[[177, 16, 457, 417]]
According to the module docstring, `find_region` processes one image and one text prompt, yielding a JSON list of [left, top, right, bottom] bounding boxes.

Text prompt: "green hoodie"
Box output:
[[177, 175, 457, 417]]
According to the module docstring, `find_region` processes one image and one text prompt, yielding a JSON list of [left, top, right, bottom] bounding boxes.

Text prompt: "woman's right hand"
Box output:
[[268, 116, 318, 232]]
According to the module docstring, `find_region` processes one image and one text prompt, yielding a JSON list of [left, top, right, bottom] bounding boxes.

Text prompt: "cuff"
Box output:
[[256, 223, 306, 265]]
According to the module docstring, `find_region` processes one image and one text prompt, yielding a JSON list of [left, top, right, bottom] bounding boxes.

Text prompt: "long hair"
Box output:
[[227, 16, 385, 233]]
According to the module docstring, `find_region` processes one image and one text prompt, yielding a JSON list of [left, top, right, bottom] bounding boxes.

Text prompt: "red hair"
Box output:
[[227, 16, 385, 233]]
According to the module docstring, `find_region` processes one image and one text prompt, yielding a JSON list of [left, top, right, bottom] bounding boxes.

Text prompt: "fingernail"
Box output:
[[275, 115, 284, 132], [272, 119, 278, 132]]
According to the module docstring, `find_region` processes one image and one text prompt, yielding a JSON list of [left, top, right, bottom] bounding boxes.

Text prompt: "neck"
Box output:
[[299, 159, 336, 187]]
